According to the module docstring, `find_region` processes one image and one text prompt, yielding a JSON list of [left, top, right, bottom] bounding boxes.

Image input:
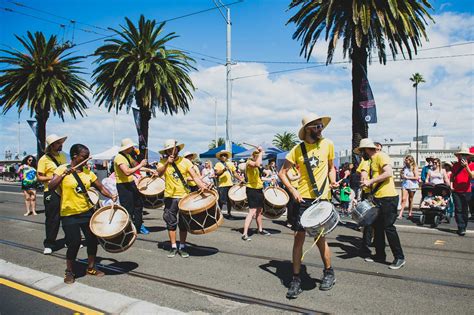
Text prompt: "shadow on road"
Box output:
[[259, 260, 318, 290], [74, 257, 139, 278], [157, 241, 219, 257]]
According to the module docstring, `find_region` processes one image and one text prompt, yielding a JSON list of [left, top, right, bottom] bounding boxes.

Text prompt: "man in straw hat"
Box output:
[[214, 149, 244, 219], [451, 147, 474, 236], [37, 134, 68, 255], [114, 138, 150, 234], [156, 139, 210, 258], [278, 113, 338, 299], [355, 138, 405, 269], [421, 156, 435, 183], [183, 152, 201, 192]]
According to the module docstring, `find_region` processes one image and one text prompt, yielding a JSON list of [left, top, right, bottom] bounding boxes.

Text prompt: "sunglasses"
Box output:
[[307, 123, 324, 130]]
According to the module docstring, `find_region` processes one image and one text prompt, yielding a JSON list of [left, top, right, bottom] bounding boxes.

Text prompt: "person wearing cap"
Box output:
[[113, 138, 149, 235], [37, 134, 68, 255], [451, 147, 474, 236], [214, 150, 244, 219], [156, 139, 209, 258], [183, 152, 201, 192], [420, 156, 435, 183], [278, 113, 338, 299], [355, 138, 405, 270]]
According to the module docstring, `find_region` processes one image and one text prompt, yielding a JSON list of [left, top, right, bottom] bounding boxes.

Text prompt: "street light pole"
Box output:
[[225, 7, 232, 155]]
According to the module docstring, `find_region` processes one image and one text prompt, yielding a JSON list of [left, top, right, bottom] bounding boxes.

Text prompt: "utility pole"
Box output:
[[225, 7, 232, 155]]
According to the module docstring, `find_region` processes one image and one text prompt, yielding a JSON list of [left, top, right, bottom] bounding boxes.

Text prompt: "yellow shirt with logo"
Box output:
[[188, 164, 199, 187], [54, 164, 97, 217], [363, 152, 397, 198], [214, 161, 236, 187], [356, 159, 371, 194], [286, 139, 334, 199], [246, 160, 263, 189], [157, 157, 193, 198], [37, 152, 67, 192], [114, 153, 134, 184], [288, 167, 300, 189]]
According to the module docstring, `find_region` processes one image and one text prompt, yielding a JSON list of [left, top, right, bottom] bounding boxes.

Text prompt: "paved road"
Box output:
[[0, 184, 473, 314]]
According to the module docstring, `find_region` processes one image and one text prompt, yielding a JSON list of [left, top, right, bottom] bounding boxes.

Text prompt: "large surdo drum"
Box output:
[[263, 186, 289, 219], [228, 184, 248, 211], [178, 190, 223, 234], [137, 176, 165, 208]]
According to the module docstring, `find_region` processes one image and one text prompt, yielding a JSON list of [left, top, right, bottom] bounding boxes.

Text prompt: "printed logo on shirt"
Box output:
[[308, 155, 320, 170], [75, 185, 85, 194]]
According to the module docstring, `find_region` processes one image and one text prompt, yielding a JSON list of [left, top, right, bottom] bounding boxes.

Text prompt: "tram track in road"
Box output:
[[0, 239, 327, 315]]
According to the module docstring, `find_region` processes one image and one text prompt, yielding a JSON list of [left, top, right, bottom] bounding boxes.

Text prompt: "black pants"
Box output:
[[373, 196, 404, 260], [285, 187, 297, 225], [218, 186, 232, 214], [62, 221, 97, 260], [43, 191, 61, 249], [117, 182, 144, 231], [453, 192, 470, 230]]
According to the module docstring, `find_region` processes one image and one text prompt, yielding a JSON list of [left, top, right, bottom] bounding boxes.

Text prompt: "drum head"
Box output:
[[178, 191, 217, 215], [228, 184, 247, 202], [88, 189, 99, 205], [90, 205, 129, 238], [263, 187, 289, 207], [138, 176, 165, 196], [300, 201, 334, 228]]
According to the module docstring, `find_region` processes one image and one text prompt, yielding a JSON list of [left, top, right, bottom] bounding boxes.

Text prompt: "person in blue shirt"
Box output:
[[421, 156, 434, 183]]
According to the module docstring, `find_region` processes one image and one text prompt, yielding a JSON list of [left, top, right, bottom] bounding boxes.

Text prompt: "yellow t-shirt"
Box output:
[[246, 160, 263, 189], [54, 164, 97, 217], [356, 159, 371, 194], [214, 161, 236, 187], [37, 152, 67, 192], [157, 157, 193, 198], [366, 152, 397, 198], [286, 139, 334, 199], [188, 165, 199, 187], [288, 167, 300, 188], [114, 153, 134, 184]]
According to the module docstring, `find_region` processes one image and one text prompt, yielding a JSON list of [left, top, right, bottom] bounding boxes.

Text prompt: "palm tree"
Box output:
[[92, 15, 195, 160], [273, 131, 298, 151], [209, 137, 225, 149], [0, 32, 89, 158], [410, 72, 425, 165], [287, 0, 433, 160]]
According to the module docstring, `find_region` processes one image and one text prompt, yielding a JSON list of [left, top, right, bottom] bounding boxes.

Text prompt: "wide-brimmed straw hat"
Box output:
[[353, 138, 377, 155], [119, 138, 136, 152], [159, 139, 185, 154], [45, 134, 67, 148], [216, 150, 231, 159], [298, 113, 331, 140], [454, 147, 473, 156], [183, 151, 197, 160], [425, 156, 435, 162]]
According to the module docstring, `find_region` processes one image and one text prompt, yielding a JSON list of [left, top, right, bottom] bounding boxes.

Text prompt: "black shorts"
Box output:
[[292, 198, 330, 232], [247, 187, 264, 209], [163, 197, 187, 231]]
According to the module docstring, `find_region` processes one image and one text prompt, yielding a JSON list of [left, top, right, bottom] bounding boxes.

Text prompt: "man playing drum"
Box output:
[[241, 147, 271, 241], [183, 152, 201, 192], [355, 138, 405, 269], [214, 150, 244, 219], [278, 113, 339, 299], [114, 138, 150, 235], [156, 139, 209, 258], [37, 134, 68, 255]]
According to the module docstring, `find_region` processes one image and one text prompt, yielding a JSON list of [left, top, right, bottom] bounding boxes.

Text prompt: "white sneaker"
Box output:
[[43, 248, 53, 255]]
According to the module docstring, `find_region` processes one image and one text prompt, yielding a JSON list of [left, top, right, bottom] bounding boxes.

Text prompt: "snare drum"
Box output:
[[88, 188, 100, 210], [228, 184, 248, 211], [137, 176, 165, 209], [89, 204, 137, 253], [352, 199, 379, 226], [300, 201, 340, 237], [179, 190, 223, 234], [263, 186, 289, 219]]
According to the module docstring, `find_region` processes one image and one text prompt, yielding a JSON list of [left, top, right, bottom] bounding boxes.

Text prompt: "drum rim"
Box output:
[[178, 190, 218, 215], [263, 186, 289, 207], [90, 204, 130, 238], [300, 201, 335, 228], [87, 189, 100, 205], [97, 223, 137, 253], [228, 184, 247, 202], [137, 176, 165, 196], [304, 209, 340, 236]]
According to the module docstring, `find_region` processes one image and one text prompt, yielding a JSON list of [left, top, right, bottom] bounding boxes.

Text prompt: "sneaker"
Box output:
[[43, 248, 52, 255], [64, 270, 75, 284], [178, 248, 190, 258], [139, 225, 150, 235], [258, 229, 271, 236], [319, 268, 336, 291], [167, 248, 178, 258], [457, 229, 466, 236], [241, 235, 251, 241], [364, 256, 386, 263], [86, 268, 105, 277], [286, 278, 302, 299], [389, 259, 406, 270]]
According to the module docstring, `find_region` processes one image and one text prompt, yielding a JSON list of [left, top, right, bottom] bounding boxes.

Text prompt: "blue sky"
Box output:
[[1, 0, 473, 158]]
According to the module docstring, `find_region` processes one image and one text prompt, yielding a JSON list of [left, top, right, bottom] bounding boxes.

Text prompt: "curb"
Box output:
[[0, 259, 184, 314]]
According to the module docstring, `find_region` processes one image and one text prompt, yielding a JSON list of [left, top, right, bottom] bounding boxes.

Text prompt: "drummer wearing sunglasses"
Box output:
[[279, 113, 338, 299]]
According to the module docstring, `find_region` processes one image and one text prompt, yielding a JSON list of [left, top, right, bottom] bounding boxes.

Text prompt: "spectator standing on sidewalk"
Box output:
[[398, 155, 419, 219], [451, 148, 474, 236], [18, 155, 38, 216]]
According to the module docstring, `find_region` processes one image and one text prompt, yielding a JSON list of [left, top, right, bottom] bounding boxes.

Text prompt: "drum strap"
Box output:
[[119, 152, 134, 167], [46, 153, 61, 167], [70, 167, 94, 206], [218, 162, 234, 185], [300, 142, 327, 198], [171, 162, 191, 193]]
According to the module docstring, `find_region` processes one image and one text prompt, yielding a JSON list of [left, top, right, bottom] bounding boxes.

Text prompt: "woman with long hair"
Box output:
[[398, 155, 419, 219], [201, 160, 215, 186], [18, 155, 38, 216], [426, 158, 449, 185]]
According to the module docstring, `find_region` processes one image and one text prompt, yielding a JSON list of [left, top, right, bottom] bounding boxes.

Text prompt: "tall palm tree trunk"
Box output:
[[138, 106, 151, 161], [35, 110, 48, 159], [351, 46, 369, 163]]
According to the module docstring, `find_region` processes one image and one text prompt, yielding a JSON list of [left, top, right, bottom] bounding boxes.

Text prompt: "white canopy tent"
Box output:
[[92, 146, 120, 161]]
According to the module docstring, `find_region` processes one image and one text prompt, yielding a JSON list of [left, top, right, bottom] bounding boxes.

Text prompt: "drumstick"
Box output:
[[243, 142, 259, 149], [139, 175, 159, 191], [108, 201, 116, 224], [70, 157, 92, 171]]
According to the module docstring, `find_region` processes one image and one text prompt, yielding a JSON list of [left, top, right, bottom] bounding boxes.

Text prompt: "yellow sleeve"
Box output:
[[115, 154, 127, 166], [377, 153, 391, 169], [327, 140, 335, 160], [286, 146, 297, 165], [356, 160, 368, 173], [54, 164, 67, 176], [229, 162, 236, 172], [88, 169, 98, 183], [37, 157, 47, 174], [214, 162, 224, 171]]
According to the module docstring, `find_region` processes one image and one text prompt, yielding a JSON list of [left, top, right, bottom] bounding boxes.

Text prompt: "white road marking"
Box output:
[[0, 191, 44, 198]]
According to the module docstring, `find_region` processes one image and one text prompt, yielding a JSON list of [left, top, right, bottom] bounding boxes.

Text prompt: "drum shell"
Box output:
[[179, 190, 223, 234], [301, 202, 340, 237], [263, 187, 289, 219], [352, 200, 379, 226], [138, 176, 165, 209], [228, 184, 248, 211]]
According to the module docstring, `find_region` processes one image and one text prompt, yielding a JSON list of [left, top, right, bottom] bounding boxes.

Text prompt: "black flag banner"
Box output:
[[359, 64, 377, 124], [132, 108, 147, 151], [27, 119, 43, 153]]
